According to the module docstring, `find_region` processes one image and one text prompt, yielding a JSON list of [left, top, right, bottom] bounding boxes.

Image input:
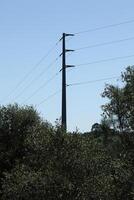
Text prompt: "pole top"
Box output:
[[59, 33, 74, 41]]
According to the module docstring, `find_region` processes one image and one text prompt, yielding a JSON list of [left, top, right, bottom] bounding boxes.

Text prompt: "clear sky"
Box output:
[[1, 0, 134, 131]]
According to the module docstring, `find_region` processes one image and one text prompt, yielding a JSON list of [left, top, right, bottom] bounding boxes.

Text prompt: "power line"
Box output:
[[22, 71, 60, 104], [36, 76, 120, 106], [67, 76, 120, 87], [36, 89, 61, 107], [74, 19, 134, 35], [12, 56, 60, 101], [1, 39, 60, 103], [76, 54, 134, 67], [75, 36, 134, 51]]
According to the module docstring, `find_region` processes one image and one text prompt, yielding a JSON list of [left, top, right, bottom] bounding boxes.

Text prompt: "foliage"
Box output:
[[102, 66, 134, 132], [0, 66, 134, 199]]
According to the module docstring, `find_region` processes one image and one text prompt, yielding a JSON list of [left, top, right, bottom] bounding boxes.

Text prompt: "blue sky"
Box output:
[[1, 0, 134, 131]]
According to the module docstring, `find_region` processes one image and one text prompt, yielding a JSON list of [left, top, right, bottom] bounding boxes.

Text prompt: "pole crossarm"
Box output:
[[66, 49, 75, 52], [59, 49, 75, 57], [65, 33, 75, 37], [59, 33, 74, 42], [66, 65, 75, 68]]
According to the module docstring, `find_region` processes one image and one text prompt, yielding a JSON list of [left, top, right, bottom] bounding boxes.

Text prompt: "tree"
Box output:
[[1, 122, 134, 199], [0, 104, 52, 189], [102, 66, 134, 132], [0, 69, 134, 200], [122, 66, 134, 131]]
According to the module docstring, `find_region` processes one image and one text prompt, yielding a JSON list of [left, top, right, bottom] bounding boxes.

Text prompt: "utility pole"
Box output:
[[62, 33, 67, 131], [61, 33, 74, 131]]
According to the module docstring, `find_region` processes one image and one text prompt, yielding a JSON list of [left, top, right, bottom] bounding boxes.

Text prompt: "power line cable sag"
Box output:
[[76, 54, 134, 67], [36, 89, 61, 107], [67, 76, 120, 87], [1, 39, 60, 103], [36, 76, 120, 106], [75, 36, 134, 51], [22, 71, 60, 104], [12, 56, 60, 101], [74, 19, 134, 35]]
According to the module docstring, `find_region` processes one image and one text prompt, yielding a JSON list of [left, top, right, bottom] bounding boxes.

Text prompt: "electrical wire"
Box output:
[[1, 39, 60, 103], [67, 76, 120, 87], [74, 19, 134, 35], [36, 89, 61, 107], [36, 76, 120, 107], [12, 56, 60, 101], [22, 71, 60, 104], [75, 36, 134, 51], [76, 54, 134, 67]]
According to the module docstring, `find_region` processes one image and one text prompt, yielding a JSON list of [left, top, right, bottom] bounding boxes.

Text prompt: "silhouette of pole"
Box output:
[[61, 33, 75, 131], [62, 33, 67, 130]]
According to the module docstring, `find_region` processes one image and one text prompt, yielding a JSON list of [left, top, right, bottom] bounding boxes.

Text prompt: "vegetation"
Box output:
[[0, 66, 134, 199]]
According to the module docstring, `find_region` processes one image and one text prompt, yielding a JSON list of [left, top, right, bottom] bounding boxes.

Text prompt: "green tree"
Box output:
[[122, 66, 134, 131], [0, 68, 134, 200], [102, 66, 134, 132], [0, 104, 51, 189]]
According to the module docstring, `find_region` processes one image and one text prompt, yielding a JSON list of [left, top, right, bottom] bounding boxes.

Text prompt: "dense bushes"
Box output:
[[0, 66, 134, 199], [0, 106, 133, 199]]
